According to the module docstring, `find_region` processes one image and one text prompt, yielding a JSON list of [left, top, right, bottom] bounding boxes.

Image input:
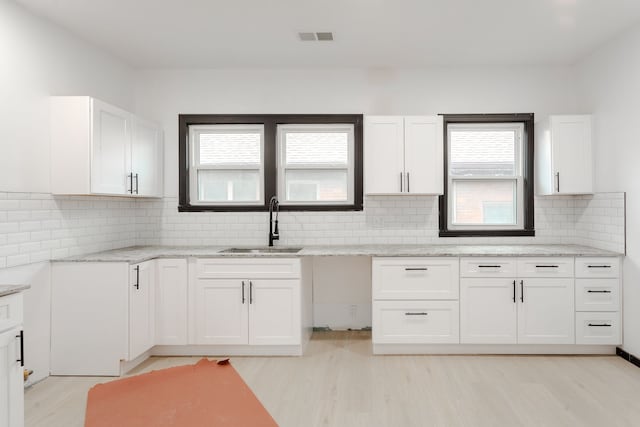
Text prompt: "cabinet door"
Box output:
[[551, 115, 592, 195], [404, 116, 443, 194], [194, 279, 248, 345], [90, 98, 132, 195], [156, 259, 188, 345], [129, 261, 155, 360], [364, 116, 405, 194], [460, 279, 517, 344], [132, 117, 162, 197], [517, 278, 574, 344], [0, 328, 23, 427], [248, 280, 300, 346]]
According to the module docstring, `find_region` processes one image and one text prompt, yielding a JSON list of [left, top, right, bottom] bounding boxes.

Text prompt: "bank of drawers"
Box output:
[[372, 258, 460, 344], [575, 258, 621, 345]]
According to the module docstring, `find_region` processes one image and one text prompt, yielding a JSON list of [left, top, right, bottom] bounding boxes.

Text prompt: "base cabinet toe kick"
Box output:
[[372, 256, 622, 355]]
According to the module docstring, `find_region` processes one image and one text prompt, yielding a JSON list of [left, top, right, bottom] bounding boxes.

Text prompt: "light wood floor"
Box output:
[[25, 331, 640, 427]]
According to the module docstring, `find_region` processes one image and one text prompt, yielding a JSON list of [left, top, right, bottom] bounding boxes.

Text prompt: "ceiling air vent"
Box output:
[[298, 32, 334, 42], [316, 32, 334, 41], [298, 32, 317, 41]]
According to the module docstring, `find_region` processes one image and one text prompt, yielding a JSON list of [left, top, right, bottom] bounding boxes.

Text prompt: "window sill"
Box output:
[[178, 204, 363, 212], [439, 229, 536, 238]]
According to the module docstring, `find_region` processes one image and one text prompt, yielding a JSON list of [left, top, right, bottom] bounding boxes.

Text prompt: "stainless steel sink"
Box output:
[[220, 247, 303, 254]]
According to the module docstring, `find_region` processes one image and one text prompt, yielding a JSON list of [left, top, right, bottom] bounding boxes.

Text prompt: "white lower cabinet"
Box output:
[[373, 300, 459, 344], [194, 279, 248, 345], [155, 259, 188, 345], [0, 293, 24, 427], [51, 261, 153, 376], [576, 312, 621, 345], [191, 258, 304, 348], [129, 261, 155, 360], [460, 279, 517, 344], [517, 278, 574, 344], [460, 258, 575, 345]]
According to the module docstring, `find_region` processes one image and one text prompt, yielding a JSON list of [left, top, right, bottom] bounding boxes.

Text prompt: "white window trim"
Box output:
[[188, 124, 265, 206], [447, 122, 525, 231], [276, 124, 355, 205]]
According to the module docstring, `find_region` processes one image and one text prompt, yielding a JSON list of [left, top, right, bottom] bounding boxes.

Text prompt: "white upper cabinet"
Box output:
[[51, 96, 163, 197], [536, 115, 593, 195], [91, 98, 132, 195], [132, 116, 163, 197], [365, 115, 443, 195]]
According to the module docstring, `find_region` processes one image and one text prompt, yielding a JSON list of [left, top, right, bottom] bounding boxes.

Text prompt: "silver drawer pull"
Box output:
[[405, 312, 428, 316], [587, 290, 612, 293], [478, 265, 501, 268], [588, 265, 612, 268], [535, 265, 559, 268], [588, 323, 612, 327], [405, 267, 428, 271]]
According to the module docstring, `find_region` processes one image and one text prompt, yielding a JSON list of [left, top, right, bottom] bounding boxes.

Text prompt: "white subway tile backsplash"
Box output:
[[0, 190, 627, 269]]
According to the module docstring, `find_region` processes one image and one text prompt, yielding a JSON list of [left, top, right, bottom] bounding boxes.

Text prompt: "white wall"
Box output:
[[0, 0, 135, 193], [577, 23, 640, 355], [0, 0, 137, 382], [134, 66, 583, 197]]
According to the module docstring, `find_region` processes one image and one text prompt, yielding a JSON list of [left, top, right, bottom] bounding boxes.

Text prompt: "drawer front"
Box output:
[[196, 258, 301, 279], [372, 300, 459, 344], [576, 279, 620, 312], [460, 258, 516, 278], [575, 258, 620, 278], [576, 312, 621, 345], [0, 293, 23, 326], [517, 258, 574, 278], [372, 258, 459, 300]]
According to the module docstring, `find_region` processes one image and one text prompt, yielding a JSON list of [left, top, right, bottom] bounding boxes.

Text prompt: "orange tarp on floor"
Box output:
[[85, 359, 278, 427]]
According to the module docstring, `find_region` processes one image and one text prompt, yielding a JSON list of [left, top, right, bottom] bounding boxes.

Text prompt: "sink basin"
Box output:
[[220, 247, 303, 254]]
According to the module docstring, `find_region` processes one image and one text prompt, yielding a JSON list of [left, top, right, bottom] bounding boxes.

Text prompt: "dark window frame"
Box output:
[[178, 114, 364, 212], [439, 113, 535, 237]]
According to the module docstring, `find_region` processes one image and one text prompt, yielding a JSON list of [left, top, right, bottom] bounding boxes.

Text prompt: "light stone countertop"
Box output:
[[0, 284, 31, 298], [53, 244, 623, 264]]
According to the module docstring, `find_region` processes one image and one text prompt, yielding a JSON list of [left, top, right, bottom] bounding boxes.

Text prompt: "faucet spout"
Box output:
[[268, 196, 280, 247]]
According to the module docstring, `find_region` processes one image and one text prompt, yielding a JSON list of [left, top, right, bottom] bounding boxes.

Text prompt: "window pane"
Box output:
[[452, 180, 516, 225], [198, 131, 261, 166], [450, 129, 517, 176], [285, 170, 348, 202], [198, 170, 260, 202], [284, 132, 349, 165]]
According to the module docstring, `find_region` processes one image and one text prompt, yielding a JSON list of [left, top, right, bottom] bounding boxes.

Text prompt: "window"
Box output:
[[439, 114, 534, 237], [189, 125, 264, 205], [277, 124, 354, 205], [178, 115, 363, 212]]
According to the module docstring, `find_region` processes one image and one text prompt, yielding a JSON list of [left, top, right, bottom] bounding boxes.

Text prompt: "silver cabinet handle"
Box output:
[[405, 312, 428, 316], [555, 172, 560, 192], [406, 172, 410, 193], [134, 173, 139, 194], [400, 172, 403, 192]]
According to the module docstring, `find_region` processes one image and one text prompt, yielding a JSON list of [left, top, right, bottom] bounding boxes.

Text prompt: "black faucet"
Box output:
[[269, 196, 280, 247]]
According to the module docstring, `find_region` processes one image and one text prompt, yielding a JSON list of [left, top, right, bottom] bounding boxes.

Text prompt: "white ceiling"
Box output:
[[15, 0, 640, 68]]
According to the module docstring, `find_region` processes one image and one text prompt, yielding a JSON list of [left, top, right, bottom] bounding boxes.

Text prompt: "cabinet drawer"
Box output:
[[576, 279, 620, 312], [196, 258, 301, 279], [517, 258, 574, 277], [372, 300, 459, 344], [576, 312, 621, 345], [0, 293, 23, 326], [460, 258, 516, 278], [575, 258, 620, 278], [372, 258, 459, 300]]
